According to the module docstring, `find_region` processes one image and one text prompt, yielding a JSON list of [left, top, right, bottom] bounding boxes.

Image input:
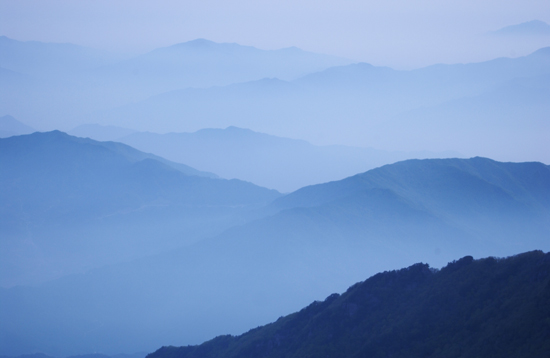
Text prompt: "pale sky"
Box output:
[[1, 0, 549, 68]]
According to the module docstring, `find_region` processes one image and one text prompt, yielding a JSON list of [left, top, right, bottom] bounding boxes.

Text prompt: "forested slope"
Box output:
[[150, 250, 550, 358]]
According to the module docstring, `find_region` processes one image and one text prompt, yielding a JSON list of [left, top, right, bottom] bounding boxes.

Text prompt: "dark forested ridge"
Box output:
[[149, 251, 550, 358]]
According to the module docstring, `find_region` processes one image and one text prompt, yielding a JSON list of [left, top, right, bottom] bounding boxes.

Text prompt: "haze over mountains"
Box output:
[[1, 35, 549, 164], [92, 46, 550, 162], [69, 124, 459, 192], [1, 144, 548, 355], [2, 113, 460, 196], [0, 36, 352, 131], [1, 25, 549, 358], [92, 39, 354, 91]]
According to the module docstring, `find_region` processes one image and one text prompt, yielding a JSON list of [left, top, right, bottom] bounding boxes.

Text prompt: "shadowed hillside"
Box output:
[[148, 250, 550, 358]]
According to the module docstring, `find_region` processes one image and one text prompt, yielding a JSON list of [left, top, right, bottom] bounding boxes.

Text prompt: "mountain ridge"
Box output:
[[110, 126, 459, 192], [146, 250, 550, 358], [271, 157, 550, 212], [0, 131, 280, 287]]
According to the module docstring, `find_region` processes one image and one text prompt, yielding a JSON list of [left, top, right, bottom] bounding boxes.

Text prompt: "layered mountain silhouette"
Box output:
[[3, 36, 550, 163], [70, 125, 459, 192], [92, 38, 354, 93], [0, 37, 352, 130], [1, 157, 548, 356], [95, 47, 550, 162], [0, 131, 279, 286], [2, 31, 549, 358], [148, 250, 550, 358]]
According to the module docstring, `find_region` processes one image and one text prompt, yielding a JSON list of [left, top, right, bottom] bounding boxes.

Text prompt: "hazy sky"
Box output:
[[1, 0, 549, 68]]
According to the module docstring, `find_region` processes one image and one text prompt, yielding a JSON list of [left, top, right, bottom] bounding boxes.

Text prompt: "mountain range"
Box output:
[[90, 39, 354, 93], [92, 47, 550, 162], [1, 151, 548, 356], [69, 124, 459, 192], [2, 33, 549, 358], [0, 37, 352, 131], [2, 36, 549, 164]]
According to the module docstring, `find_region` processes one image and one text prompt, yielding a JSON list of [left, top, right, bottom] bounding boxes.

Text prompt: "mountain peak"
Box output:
[[166, 38, 245, 51], [182, 38, 217, 47], [224, 126, 252, 132], [150, 38, 257, 57]]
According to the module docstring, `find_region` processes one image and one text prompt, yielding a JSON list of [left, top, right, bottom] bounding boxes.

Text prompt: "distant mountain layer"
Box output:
[[82, 126, 458, 192], [1, 157, 548, 356], [0, 115, 35, 138], [96, 46, 550, 162], [148, 250, 550, 358], [0, 36, 121, 76], [2, 36, 550, 164], [92, 38, 354, 90], [491, 20, 550, 36], [0, 131, 279, 286], [0, 37, 353, 131]]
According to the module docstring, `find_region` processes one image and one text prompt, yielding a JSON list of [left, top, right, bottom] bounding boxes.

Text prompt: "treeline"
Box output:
[[149, 250, 550, 358]]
